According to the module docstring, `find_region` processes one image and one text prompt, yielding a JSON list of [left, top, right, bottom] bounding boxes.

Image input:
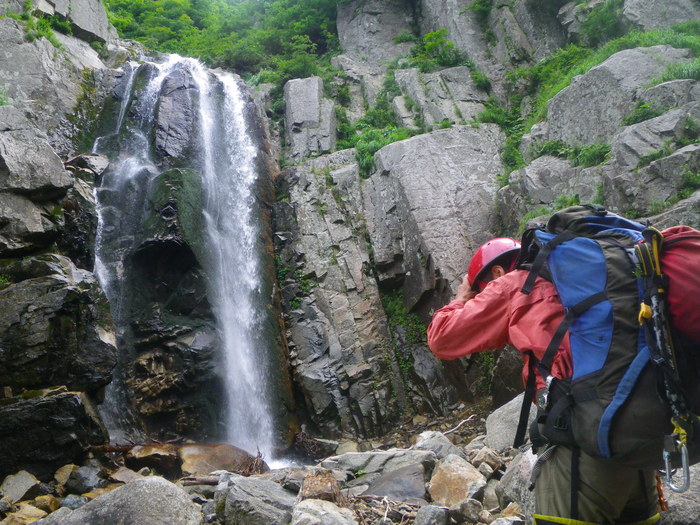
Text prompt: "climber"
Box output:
[[427, 238, 660, 525]]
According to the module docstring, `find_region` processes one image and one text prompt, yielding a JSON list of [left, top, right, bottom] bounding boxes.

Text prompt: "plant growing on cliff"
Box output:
[[534, 140, 610, 167], [579, 0, 628, 47], [0, 88, 8, 106], [622, 101, 666, 126], [408, 29, 468, 72]]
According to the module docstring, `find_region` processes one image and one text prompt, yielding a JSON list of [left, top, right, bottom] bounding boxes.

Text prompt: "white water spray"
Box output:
[[189, 61, 276, 457], [93, 56, 277, 457]]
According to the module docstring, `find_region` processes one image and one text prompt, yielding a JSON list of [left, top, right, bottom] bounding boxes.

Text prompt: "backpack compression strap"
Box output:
[[513, 291, 608, 448], [521, 232, 576, 295]]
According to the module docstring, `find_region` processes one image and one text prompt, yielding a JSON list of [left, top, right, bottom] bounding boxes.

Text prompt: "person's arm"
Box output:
[[427, 274, 512, 360]]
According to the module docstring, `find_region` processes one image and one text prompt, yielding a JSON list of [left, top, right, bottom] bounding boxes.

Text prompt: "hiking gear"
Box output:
[[515, 204, 700, 474], [533, 445, 659, 524], [655, 473, 668, 512], [467, 237, 520, 291], [659, 225, 700, 344]]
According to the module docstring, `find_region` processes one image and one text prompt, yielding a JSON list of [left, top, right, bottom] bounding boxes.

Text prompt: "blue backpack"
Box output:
[[514, 205, 700, 480]]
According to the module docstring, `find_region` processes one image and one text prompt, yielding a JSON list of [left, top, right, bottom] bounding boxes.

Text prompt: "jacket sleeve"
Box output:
[[427, 280, 512, 360]]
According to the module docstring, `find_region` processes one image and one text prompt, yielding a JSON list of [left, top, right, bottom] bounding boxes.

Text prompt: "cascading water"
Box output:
[[93, 55, 278, 459]]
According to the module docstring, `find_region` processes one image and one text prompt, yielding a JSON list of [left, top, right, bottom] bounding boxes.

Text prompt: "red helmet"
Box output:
[[467, 238, 521, 290]]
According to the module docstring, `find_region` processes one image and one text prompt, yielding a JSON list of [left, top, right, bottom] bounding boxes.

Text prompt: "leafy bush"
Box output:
[[25, 16, 62, 48], [407, 29, 467, 72], [467, 0, 494, 29], [393, 30, 418, 44], [679, 170, 700, 199], [478, 98, 525, 176], [580, 0, 627, 47]]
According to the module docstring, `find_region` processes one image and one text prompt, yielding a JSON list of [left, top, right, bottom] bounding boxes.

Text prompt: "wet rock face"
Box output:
[[154, 68, 199, 168], [115, 169, 222, 441], [0, 254, 116, 395], [0, 390, 108, 482]]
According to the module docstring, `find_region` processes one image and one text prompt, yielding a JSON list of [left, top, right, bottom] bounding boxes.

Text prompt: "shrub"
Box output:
[[408, 29, 467, 72], [580, 0, 628, 47]]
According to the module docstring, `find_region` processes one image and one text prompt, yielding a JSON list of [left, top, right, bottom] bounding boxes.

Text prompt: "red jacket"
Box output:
[[427, 270, 573, 391]]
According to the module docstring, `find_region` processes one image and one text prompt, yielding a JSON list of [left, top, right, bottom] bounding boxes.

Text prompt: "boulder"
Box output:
[[125, 445, 180, 477], [256, 466, 347, 494], [297, 470, 344, 504], [0, 192, 61, 255], [321, 449, 437, 478], [495, 449, 536, 519], [485, 393, 535, 453], [215, 473, 296, 525], [284, 77, 336, 163], [643, 80, 700, 111], [414, 431, 467, 460], [362, 463, 429, 504], [539, 46, 693, 147], [291, 499, 358, 525], [0, 471, 42, 504], [179, 443, 267, 477], [0, 390, 108, 481], [35, 477, 202, 525], [65, 466, 107, 495], [427, 454, 487, 508], [0, 254, 116, 394], [3, 501, 47, 523], [414, 505, 450, 525]]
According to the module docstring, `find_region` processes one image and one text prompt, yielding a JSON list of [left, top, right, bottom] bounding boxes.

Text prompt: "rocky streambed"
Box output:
[[1, 395, 697, 525]]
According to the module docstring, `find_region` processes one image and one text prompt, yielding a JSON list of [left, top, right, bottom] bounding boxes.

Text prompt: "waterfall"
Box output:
[[190, 63, 276, 456], [93, 55, 277, 458]]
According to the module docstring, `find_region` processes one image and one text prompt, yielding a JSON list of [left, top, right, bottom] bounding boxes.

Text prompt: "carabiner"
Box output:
[[663, 443, 691, 493]]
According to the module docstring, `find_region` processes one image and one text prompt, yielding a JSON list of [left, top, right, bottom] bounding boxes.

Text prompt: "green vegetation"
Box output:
[[622, 101, 666, 126], [478, 21, 700, 185], [654, 57, 700, 84], [105, 0, 339, 80], [579, 0, 627, 48], [382, 290, 426, 347], [382, 290, 426, 373], [0, 88, 8, 106], [534, 140, 611, 167], [0, 274, 11, 287], [406, 29, 468, 73]]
